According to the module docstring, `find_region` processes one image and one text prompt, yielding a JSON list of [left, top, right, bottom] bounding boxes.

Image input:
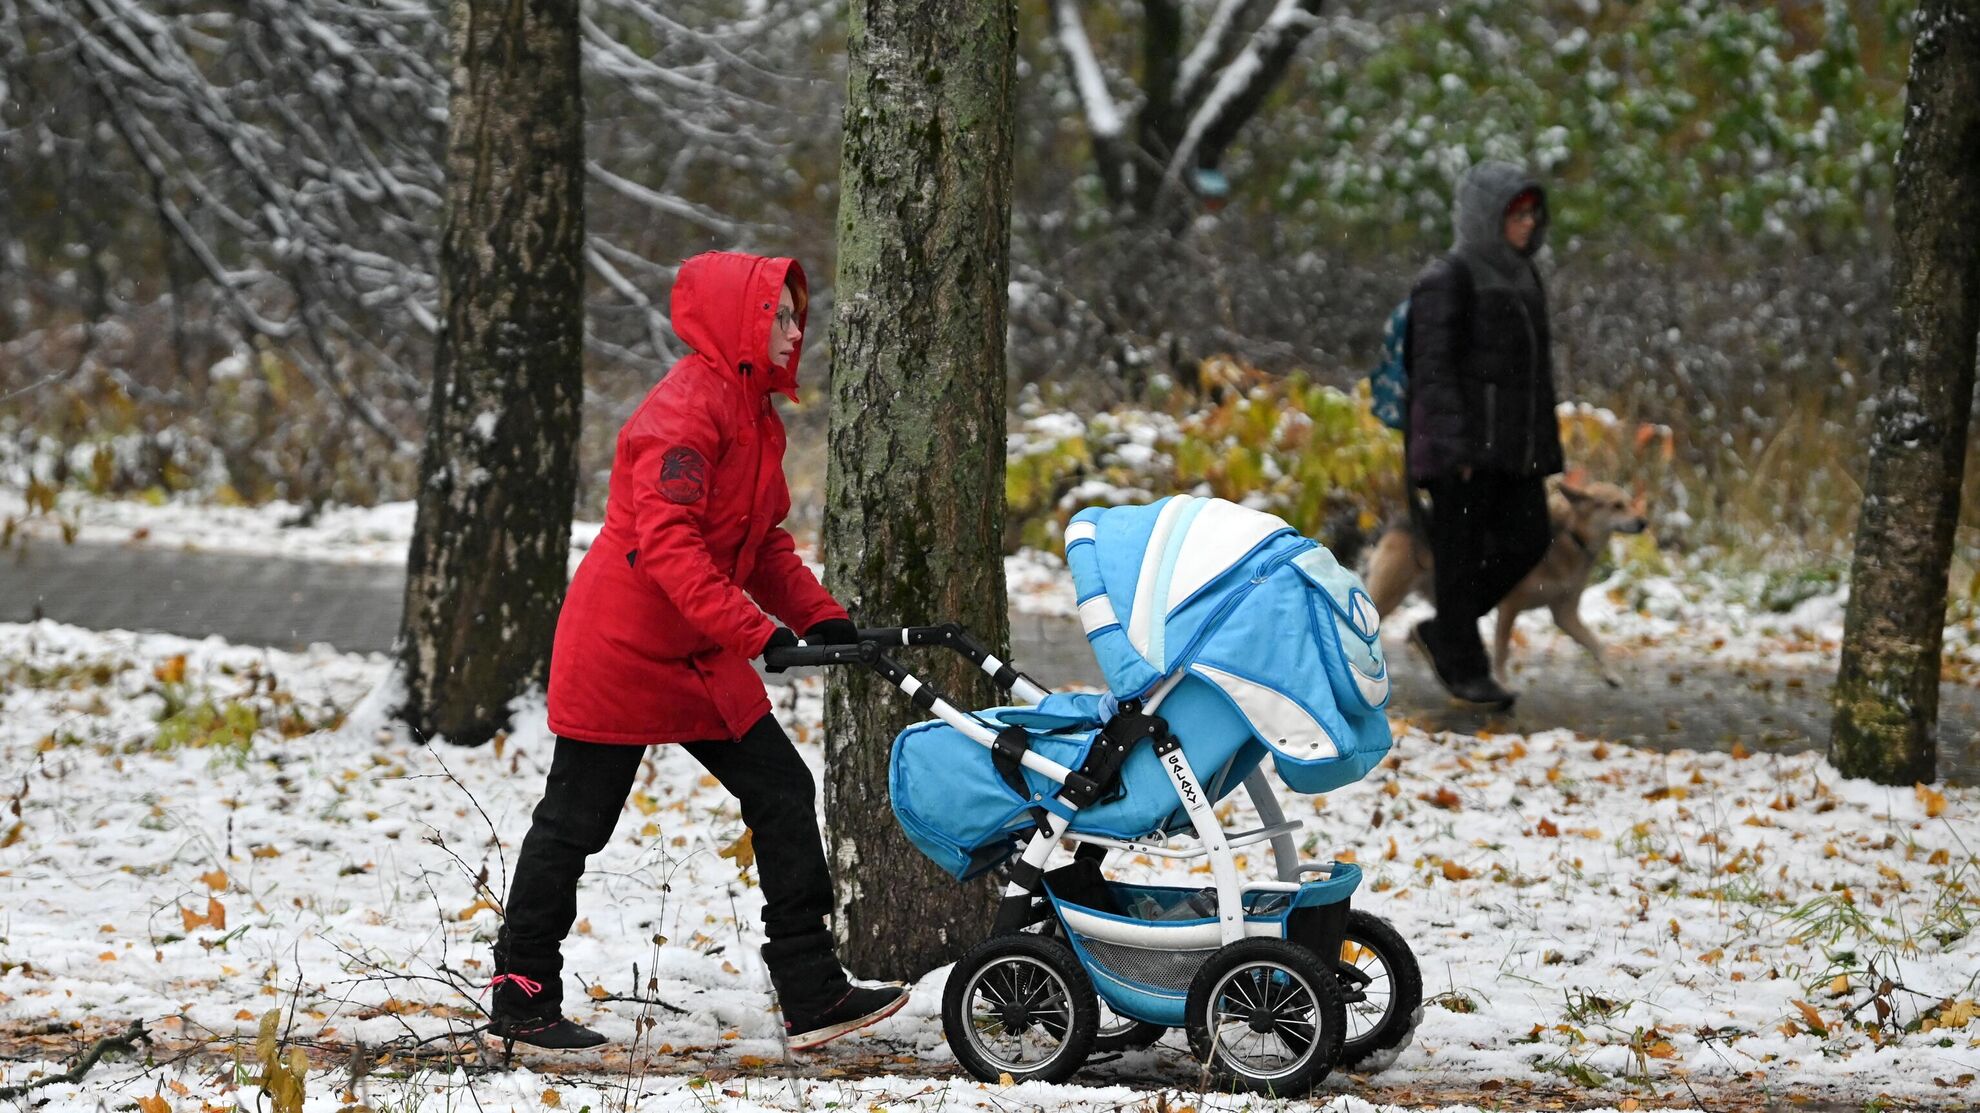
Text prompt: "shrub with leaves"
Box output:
[[1009, 362, 1403, 555]]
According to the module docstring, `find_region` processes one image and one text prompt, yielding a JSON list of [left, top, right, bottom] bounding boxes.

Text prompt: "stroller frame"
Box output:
[[767, 624, 1359, 1002]]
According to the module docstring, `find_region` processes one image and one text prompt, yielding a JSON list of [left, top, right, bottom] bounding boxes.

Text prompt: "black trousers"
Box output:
[[497, 714, 833, 1001], [1422, 470, 1551, 680]]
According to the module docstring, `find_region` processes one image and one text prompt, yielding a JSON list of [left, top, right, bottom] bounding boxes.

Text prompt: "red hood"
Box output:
[[670, 251, 807, 400]]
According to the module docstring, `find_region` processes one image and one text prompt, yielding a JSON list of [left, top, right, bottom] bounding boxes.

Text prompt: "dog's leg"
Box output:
[[1491, 604, 1519, 685], [1364, 530, 1423, 618], [1552, 602, 1620, 688]]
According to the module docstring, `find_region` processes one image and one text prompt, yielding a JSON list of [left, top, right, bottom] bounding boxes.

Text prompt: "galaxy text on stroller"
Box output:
[[1165, 751, 1200, 806]]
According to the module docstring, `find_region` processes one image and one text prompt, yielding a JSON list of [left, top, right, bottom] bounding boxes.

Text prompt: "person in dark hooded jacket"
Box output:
[[1404, 160, 1564, 707], [487, 251, 906, 1052]]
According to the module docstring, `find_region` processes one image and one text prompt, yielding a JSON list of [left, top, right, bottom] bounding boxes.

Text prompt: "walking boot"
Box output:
[[763, 931, 908, 1051], [1410, 620, 1515, 710], [487, 970, 607, 1051]]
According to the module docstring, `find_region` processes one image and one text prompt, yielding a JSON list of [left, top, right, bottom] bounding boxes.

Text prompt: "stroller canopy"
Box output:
[[1064, 496, 1392, 784], [888, 496, 1395, 882]]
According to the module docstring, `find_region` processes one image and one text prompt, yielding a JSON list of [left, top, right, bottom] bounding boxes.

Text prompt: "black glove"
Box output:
[[803, 618, 860, 645], [760, 627, 799, 657]]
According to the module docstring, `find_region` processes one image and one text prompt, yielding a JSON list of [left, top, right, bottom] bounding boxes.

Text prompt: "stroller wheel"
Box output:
[[1335, 909, 1423, 1073], [943, 934, 1098, 1084], [1093, 1003, 1166, 1052], [1184, 938, 1345, 1096]]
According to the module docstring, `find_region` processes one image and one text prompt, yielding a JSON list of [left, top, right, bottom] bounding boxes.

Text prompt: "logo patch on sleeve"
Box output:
[[658, 446, 707, 505]]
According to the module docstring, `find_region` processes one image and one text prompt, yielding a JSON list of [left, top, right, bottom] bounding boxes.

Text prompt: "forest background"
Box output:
[[4, 0, 1968, 602]]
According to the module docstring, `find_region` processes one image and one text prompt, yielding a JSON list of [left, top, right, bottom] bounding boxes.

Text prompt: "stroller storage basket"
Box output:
[[1043, 864, 1361, 1029]]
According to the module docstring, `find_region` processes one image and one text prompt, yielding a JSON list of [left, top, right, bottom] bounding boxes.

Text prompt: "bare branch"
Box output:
[[1174, 0, 1269, 110], [586, 160, 742, 236], [1157, 0, 1325, 209], [1049, 0, 1131, 205], [0, 1019, 149, 1099]]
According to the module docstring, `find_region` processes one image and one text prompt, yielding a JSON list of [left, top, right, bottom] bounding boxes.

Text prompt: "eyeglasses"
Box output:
[[774, 307, 800, 333]]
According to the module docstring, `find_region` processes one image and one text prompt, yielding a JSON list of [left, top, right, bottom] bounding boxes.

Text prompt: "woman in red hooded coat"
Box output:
[[489, 252, 905, 1052]]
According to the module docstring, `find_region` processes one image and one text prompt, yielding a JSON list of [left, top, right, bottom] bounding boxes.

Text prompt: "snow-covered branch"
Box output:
[[1050, 0, 1125, 141], [1174, 0, 1263, 109], [1157, 0, 1324, 209], [1044, 0, 1328, 226], [2, 0, 839, 441]]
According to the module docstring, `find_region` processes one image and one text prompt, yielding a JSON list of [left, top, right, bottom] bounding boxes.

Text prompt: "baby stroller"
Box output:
[[764, 496, 1421, 1094]]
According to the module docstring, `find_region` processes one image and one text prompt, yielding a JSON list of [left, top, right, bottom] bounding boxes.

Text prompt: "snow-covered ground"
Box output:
[[1, 619, 1975, 1110], [0, 490, 575, 568]]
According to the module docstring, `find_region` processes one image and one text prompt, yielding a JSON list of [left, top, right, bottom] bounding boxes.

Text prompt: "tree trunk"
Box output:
[[397, 0, 586, 749], [1830, 0, 1979, 785], [823, 0, 1017, 980]]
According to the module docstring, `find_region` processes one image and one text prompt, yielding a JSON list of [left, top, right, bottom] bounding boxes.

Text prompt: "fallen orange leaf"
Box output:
[[1420, 787, 1462, 810], [457, 898, 497, 922], [718, 829, 756, 871], [1916, 783, 1947, 818]]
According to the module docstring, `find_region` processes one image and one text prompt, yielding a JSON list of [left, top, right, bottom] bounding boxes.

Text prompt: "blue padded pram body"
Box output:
[[891, 495, 1394, 880]]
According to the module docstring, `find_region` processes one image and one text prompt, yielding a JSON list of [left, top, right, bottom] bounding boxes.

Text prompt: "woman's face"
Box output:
[[1503, 202, 1539, 252], [770, 285, 800, 368]]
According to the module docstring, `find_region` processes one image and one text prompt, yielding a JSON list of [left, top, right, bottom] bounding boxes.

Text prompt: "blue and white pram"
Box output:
[[766, 496, 1422, 1094]]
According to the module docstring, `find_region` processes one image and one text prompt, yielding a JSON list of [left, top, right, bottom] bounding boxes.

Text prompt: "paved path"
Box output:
[[7, 539, 1977, 783]]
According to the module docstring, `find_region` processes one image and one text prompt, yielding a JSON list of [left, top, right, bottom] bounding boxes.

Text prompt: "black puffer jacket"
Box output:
[[1406, 162, 1564, 484]]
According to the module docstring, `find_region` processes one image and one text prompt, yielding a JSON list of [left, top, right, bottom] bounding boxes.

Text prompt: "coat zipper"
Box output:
[[1513, 294, 1540, 473]]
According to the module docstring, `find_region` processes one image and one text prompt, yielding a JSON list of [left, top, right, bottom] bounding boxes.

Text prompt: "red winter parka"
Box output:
[[547, 252, 846, 745]]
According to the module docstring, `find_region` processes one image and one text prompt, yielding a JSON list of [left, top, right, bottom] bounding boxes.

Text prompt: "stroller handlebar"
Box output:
[[761, 641, 879, 672], [854, 625, 958, 647], [761, 625, 1050, 704]]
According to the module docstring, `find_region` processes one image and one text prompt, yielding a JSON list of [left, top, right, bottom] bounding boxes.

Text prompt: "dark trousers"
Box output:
[[497, 714, 833, 1003], [1422, 470, 1551, 680]]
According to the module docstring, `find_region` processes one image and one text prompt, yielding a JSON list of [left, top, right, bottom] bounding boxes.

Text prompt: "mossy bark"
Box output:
[[823, 0, 1017, 979], [398, 0, 585, 748], [1831, 0, 1979, 785]]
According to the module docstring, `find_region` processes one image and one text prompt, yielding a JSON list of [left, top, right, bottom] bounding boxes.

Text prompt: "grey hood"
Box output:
[[1451, 159, 1547, 291]]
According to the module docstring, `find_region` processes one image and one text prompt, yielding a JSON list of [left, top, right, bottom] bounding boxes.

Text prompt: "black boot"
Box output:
[[486, 950, 607, 1051], [763, 931, 908, 1051], [1410, 619, 1514, 709]]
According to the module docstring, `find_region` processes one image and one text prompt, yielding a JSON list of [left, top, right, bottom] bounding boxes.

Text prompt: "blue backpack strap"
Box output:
[[1369, 299, 1412, 431]]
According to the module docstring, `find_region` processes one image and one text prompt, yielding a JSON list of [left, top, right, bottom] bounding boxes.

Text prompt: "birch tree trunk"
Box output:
[[397, 0, 586, 748], [823, 0, 1017, 980], [1830, 0, 1979, 785]]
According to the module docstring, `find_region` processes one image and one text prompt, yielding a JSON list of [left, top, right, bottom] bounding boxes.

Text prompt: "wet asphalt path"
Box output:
[[5, 538, 1976, 784]]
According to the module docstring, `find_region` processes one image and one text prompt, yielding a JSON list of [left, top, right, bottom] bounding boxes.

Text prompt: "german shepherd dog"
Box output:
[[1363, 479, 1648, 688]]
